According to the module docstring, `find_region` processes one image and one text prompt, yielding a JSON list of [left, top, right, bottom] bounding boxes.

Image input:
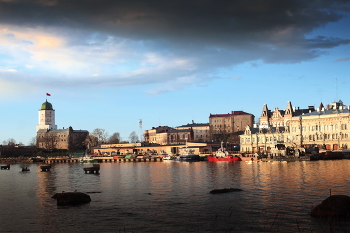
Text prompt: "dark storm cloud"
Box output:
[[1, 0, 350, 87]]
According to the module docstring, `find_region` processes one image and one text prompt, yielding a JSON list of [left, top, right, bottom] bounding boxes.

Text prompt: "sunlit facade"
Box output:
[[240, 100, 350, 153]]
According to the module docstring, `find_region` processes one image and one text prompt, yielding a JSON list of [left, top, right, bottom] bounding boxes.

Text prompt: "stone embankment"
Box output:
[[0, 157, 163, 164]]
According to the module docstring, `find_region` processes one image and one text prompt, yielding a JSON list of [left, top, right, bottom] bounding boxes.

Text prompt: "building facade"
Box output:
[[37, 127, 89, 150], [240, 101, 350, 153], [144, 126, 172, 143], [174, 121, 210, 142], [36, 100, 89, 151], [209, 111, 254, 144]]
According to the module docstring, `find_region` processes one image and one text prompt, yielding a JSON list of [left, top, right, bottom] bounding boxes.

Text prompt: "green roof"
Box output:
[[41, 100, 53, 110]]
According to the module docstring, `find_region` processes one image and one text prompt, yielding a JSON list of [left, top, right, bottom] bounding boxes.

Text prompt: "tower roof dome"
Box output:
[[41, 100, 53, 110]]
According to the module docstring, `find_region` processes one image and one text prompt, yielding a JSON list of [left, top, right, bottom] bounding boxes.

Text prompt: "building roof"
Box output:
[[176, 123, 209, 127], [210, 111, 252, 118], [209, 113, 231, 118], [232, 111, 250, 115], [247, 126, 286, 135], [167, 129, 191, 133], [300, 107, 350, 117], [37, 128, 89, 133], [41, 100, 54, 110]]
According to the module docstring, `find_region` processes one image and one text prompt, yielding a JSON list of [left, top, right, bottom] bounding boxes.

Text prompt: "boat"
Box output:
[[178, 140, 200, 161], [80, 156, 98, 163], [179, 148, 200, 161], [162, 155, 178, 161], [239, 153, 260, 161], [207, 142, 242, 162], [310, 151, 344, 160]]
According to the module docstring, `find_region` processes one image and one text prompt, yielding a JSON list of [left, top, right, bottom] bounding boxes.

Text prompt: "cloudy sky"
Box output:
[[1, 0, 350, 144]]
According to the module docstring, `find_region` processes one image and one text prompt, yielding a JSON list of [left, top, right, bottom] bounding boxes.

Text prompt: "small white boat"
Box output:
[[80, 156, 98, 163]]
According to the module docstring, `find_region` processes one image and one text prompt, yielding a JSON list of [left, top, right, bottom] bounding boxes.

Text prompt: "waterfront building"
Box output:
[[240, 100, 350, 153], [174, 121, 210, 142], [209, 111, 254, 144], [35, 100, 89, 151], [144, 125, 196, 145], [144, 126, 172, 143], [93, 142, 218, 156], [167, 128, 194, 144]]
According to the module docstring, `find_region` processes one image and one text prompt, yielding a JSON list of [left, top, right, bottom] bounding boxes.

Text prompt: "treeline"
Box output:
[[1, 129, 140, 147]]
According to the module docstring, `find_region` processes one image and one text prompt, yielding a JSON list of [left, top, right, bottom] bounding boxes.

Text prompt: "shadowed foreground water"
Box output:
[[0, 160, 350, 232]]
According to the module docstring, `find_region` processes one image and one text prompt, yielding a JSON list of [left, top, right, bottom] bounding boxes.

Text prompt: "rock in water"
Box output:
[[310, 195, 350, 217], [209, 188, 242, 194], [51, 192, 91, 206]]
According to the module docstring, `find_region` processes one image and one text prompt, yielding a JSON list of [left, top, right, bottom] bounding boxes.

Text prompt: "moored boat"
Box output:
[[80, 156, 98, 163], [179, 149, 200, 161], [239, 153, 260, 161], [207, 154, 241, 162], [207, 142, 242, 162]]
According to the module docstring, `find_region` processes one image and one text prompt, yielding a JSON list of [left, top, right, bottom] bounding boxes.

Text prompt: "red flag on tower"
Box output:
[[46, 93, 51, 96]]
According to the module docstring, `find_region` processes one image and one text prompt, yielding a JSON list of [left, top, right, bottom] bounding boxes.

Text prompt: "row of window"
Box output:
[[242, 133, 350, 144], [212, 119, 230, 123], [291, 124, 347, 132], [212, 125, 230, 128]]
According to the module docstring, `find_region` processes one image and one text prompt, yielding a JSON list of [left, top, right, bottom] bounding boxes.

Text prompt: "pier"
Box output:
[[1, 164, 10, 170], [83, 164, 100, 174], [261, 155, 311, 162], [40, 157, 163, 163], [40, 165, 52, 172]]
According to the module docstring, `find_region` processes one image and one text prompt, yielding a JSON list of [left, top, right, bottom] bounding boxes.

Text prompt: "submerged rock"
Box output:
[[310, 195, 350, 217], [51, 192, 91, 206], [209, 188, 242, 194]]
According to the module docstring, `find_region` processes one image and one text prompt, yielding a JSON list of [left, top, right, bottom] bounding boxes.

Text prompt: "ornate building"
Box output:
[[36, 100, 89, 151], [240, 100, 350, 153]]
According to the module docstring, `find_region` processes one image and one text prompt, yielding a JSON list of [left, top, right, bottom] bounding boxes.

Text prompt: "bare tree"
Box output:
[[129, 131, 139, 143], [91, 128, 109, 144], [29, 137, 37, 146], [68, 133, 88, 151], [84, 135, 98, 153], [37, 134, 58, 151], [108, 132, 121, 144], [6, 138, 16, 146]]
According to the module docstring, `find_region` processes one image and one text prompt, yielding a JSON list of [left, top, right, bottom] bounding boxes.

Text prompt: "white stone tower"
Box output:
[[36, 100, 57, 132]]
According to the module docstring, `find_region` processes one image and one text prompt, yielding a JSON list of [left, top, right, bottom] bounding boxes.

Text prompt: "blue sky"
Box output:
[[0, 0, 350, 145]]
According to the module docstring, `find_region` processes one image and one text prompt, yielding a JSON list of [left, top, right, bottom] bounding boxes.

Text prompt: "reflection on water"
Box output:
[[0, 161, 350, 232]]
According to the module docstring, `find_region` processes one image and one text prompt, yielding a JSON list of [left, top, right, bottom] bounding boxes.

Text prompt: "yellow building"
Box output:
[[240, 101, 350, 154]]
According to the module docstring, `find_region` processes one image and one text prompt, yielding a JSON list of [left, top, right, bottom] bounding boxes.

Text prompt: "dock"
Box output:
[[40, 165, 52, 172], [40, 157, 162, 164], [261, 155, 311, 162]]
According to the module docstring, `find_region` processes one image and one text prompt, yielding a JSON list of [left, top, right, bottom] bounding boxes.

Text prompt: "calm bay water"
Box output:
[[1, 160, 350, 232]]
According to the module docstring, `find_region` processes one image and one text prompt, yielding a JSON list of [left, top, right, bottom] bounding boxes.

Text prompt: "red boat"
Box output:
[[207, 155, 242, 162], [207, 142, 242, 161]]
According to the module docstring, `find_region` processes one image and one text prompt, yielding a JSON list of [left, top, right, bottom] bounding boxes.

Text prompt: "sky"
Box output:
[[1, 0, 350, 145]]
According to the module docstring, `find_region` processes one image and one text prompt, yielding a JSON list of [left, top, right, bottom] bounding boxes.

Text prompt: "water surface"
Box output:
[[0, 160, 349, 232]]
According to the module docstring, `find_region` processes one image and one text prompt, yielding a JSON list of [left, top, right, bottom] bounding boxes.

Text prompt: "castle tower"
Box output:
[[36, 100, 57, 132]]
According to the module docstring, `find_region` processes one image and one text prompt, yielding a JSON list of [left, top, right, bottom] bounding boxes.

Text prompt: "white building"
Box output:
[[36, 100, 57, 132]]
